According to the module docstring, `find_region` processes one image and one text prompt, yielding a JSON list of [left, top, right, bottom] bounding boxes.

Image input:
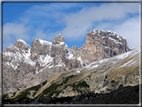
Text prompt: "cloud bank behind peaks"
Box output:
[[61, 3, 139, 40], [3, 3, 139, 49]]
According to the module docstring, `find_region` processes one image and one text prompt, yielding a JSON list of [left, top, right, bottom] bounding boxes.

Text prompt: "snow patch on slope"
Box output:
[[77, 56, 87, 67], [119, 58, 137, 68], [108, 37, 123, 45], [37, 54, 53, 67], [77, 71, 80, 73], [84, 47, 139, 70], [66, 51, 75, 59], [22, 49, 36, 66], [115, 50, 133, 59], [77, 57, 83, 66]]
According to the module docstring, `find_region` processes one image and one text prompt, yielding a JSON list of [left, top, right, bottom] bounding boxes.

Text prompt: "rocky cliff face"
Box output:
[[2, 30, 130, 94], [76, 30, 129, 64]]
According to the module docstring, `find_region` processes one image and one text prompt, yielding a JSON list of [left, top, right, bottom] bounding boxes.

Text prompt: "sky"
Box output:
[[2, 1, 140, 50]]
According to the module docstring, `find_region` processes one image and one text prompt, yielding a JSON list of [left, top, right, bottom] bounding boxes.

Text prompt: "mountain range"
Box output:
[[1, 29, 141, 104]]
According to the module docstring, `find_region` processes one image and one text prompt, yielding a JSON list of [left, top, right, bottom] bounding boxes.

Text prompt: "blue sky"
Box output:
[[2, 2, 140, 50]]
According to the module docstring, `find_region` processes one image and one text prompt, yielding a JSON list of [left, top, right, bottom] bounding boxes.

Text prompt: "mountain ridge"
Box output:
[[2, 29, 130, 95]]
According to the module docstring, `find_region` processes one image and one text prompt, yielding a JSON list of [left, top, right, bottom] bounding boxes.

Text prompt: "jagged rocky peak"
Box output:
[[32, 38, 52, 47], [87, 29, 129, 51], [80, 29, 130, 64], [54, 34, 64, 42], [14, 39, 30, 50], [71, 46, 81, 58], [52, 34, 64, 45], [86, 29, 125, 45], [50, 34, 69, 58], [31, 38, 52, 60]]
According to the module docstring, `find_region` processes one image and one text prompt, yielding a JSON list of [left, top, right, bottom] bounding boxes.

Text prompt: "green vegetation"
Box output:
[[2, 94, 8, 99], [71, 81, 89, 88], [42, 80, 47, 86], [3, 84, 140, 104], [88, 75, 91, 78], [68, 80, 90, 94], [3, 75, 89, 100], [38, 83, 61, 98], [38, 78, 90, 98], [28, 84, 41, 92], [4, 80, 48, 100], [62, 75, 74, 84], [2, 92, 17, 100], [38, 75, 75, 98], [12, 90, 30, 100]]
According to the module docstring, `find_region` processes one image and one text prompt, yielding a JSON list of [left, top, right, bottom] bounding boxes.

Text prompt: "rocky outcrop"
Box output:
[[62, 58, 81, 70], [52, 34, 64, 44], [79, 30, 130, 64], [14, 39, 30, 50], [30, 38, 52, 60], [71, 46, 81, 58]]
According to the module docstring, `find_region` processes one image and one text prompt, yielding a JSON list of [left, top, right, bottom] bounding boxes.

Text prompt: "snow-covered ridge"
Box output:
[[85, 47, 139, 69], [17, 39, 29, 46], [58, 34, 64, 37], [118, 57, 137, 68], [35, 38, 52, 45], [91, 29, 125, 40], [3, 48, 36, 67], [59, 42, 65, 45], [53, 41, 65, 46], [114, 47, 139, 59]]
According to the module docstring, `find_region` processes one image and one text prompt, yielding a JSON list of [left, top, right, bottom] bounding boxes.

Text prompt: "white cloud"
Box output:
[[112, 16, 140, 49], [89, 16, 140, 48], [3, 23, 31, 48], [64, 3, 138, 24], [34, 29, 47, 40], [3, 3, 140, 49], [59, 3, 139, 44]]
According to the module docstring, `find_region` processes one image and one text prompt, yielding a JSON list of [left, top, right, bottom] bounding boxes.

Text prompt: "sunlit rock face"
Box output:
[[79, 30, 129, 64]]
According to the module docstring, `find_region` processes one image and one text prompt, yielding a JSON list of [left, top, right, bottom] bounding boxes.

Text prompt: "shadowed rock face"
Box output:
[[62, 58, 81, 70], [2, 30, 130, 95], [71, 46, 81, 58]]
